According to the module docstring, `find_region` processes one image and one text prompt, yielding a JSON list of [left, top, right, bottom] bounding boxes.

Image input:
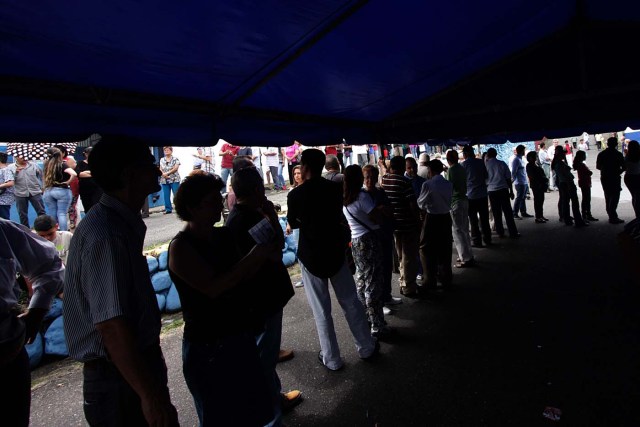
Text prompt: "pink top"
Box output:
[[285, 145, 299, 163]]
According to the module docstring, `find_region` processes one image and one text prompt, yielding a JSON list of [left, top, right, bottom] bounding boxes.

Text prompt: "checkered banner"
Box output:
[[7, 142, 78, 161]]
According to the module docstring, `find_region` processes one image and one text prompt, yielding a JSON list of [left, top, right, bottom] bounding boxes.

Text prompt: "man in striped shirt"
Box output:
[[381, 156, 421, 297], [63, 139, 178, 426]]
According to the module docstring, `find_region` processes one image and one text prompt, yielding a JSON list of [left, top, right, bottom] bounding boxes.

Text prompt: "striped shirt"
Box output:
[[381, 173, 418, 231], [63, 194, 161, 362]]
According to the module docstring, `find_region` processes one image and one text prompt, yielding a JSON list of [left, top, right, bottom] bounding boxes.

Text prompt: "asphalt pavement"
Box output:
[[30, 152, 640, 426]]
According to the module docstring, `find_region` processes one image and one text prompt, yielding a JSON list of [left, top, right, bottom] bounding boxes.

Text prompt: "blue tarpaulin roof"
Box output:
[[1, 1, 639, 146]]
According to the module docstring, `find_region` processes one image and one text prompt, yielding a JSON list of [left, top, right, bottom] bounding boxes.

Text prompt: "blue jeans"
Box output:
[[162, 182, 180, 212], [220, 168, 233, 193], [182, 334, 273, 427], [15, 194, 46, 228], [43, 187, 72, 230], [277, 164, 286, 189], [512, 183, 529, 215], [256, 311, 284, 427]]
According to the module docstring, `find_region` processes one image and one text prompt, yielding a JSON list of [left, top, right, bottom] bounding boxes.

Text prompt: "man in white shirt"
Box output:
[[352, 145, 369, 167], [578, 139, 588, 152], [538, 142, 552, 192], [194, 146, 215, 175], [417, 160, 453, 291], [265, 147, 285, 191]]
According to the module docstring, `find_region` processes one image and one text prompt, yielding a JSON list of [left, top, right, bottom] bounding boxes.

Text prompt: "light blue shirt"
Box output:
[[511, 155, 527, 185], [485, 158, 511, 192]]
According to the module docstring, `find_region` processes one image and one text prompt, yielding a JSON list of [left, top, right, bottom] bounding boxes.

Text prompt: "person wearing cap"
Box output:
[[417, 152, 430, 179]]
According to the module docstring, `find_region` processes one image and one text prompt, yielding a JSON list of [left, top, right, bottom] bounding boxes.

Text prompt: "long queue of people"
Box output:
[[3, 135, 640, 427]]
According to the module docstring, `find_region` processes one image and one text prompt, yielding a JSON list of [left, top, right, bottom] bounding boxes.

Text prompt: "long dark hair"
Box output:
[[551, 146, 565, 171], [573, 150, 586, 170], [627, 140, 640, 163], [343, 164, 364, 206]]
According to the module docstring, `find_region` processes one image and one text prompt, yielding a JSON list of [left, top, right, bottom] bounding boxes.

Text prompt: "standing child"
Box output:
[[573, 150, 598, 222], [525, 151, 549, 223]]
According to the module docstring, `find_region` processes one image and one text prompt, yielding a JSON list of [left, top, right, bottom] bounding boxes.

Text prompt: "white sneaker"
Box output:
[[383, 307, 392, 316], [384, 296, 403, 306], [294, 281, 304, 288], [416, 274, 423, 281]]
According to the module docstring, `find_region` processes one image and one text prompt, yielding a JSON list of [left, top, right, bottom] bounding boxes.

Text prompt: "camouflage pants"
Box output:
[[351, 231, 386, 328]]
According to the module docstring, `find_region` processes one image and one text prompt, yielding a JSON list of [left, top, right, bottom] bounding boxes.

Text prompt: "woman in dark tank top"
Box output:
[[167, 172, 276, 426]]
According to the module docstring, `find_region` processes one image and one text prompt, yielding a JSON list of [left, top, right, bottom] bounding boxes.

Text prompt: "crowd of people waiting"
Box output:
[[2, 133, 640, 427]]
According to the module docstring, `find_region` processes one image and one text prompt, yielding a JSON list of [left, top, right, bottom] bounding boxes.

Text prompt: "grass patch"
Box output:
[[161, 314, 184, 333], [287, 262, 301, 281], [144, 241, 170, 256]]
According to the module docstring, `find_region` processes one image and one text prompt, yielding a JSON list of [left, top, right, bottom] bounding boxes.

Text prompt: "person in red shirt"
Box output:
[[324, 145, 338, 156], [219, 142, 239, 191]]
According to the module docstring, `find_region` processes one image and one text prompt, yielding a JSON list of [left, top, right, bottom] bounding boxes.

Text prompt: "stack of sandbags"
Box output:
[[39, 298, 69, 366], [278, 217, 298, 267], [150, 252, 181, 313]]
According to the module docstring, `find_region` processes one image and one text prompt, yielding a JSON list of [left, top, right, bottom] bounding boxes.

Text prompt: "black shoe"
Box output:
[[513, 214, 523, 220], [586, 215, 599, 222], [509, 233, 521, 239], [361, 340, 381, 361], [575, 221, 588, 228], [541, 217, 549, 222], [609, 218, 625, 224], [521, 213, 534, 218], [535, 218, 546, 223]]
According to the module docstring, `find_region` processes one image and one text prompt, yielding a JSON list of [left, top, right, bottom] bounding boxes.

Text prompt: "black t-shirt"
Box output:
[[287, 177, 348, 278], [597, 148, 625, 179], [75, 161, 99, 195], [51, 161, 71, 187], [226, 204, 294, 318], [168, 228, 264, 343]]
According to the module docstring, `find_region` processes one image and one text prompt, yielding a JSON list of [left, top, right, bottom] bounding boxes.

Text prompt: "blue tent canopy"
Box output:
[[1, 0, 639, 146]]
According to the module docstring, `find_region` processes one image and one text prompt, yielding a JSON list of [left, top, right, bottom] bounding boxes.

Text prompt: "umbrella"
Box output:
[[7, 142, 78, 161]]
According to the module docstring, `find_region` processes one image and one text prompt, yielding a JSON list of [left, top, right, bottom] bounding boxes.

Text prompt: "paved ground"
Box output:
[[30, 152, 640, 426]]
